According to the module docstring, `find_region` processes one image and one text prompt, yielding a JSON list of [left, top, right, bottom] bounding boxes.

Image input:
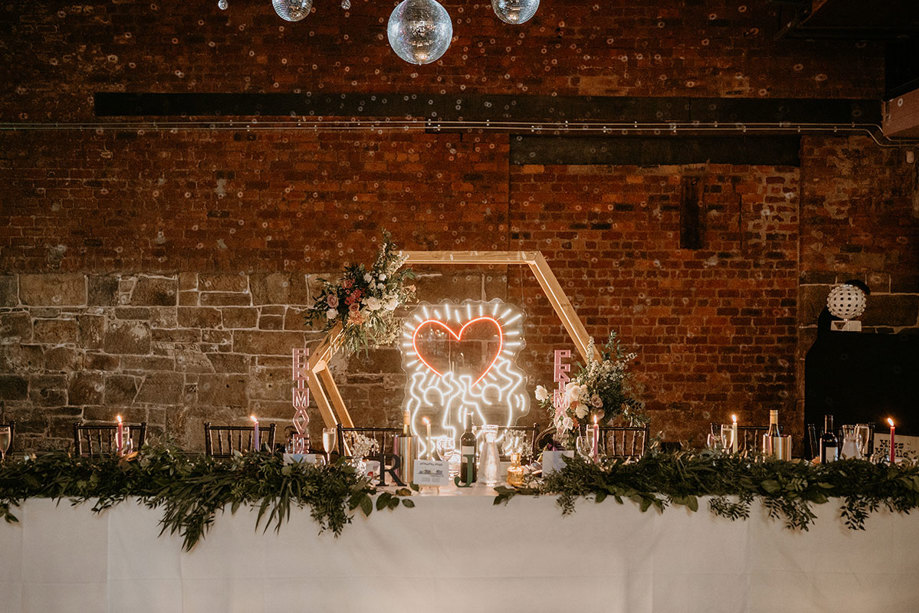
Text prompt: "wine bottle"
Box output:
[[820, 414, 838, 463], [460, 410, 477, 483], [762, 410, 781, 457]]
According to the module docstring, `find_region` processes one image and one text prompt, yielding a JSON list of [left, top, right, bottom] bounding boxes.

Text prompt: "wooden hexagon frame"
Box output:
[[307, 250, 599, 429]]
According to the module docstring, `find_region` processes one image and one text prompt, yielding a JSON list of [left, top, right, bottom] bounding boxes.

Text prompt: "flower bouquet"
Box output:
[[304, 231, 416, 356], [535, 331, 647, 447]]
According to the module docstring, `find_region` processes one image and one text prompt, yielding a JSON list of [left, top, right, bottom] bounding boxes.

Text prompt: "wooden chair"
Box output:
[[737, 425, 768, 452], [203, 422, 276, 458], [0, 421, 14, 455], [73, 422, 146, 458], [473, 424, 539, 459], [599, 425, 649, 460], [336, 425, 402, 459]]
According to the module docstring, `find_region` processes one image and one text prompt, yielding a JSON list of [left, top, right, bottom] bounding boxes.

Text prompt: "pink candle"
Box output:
[[888, 418, 895, 464], [115, 415, 124, 455], [591, 415, 599, 461], [250, 415, 260, 452]]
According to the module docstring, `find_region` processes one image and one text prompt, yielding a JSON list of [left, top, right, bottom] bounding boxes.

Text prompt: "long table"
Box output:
[[1, 490, 917, 612]]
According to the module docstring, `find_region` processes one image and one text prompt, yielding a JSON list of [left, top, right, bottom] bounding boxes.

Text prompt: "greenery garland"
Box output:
[[0, 447, 413, 551], [494, 452, 919, 531]]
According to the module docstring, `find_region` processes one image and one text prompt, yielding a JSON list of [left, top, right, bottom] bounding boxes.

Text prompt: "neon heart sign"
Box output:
[[401, 299, 530, 457]]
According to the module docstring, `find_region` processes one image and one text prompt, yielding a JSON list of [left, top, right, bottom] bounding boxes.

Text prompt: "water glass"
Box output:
[[575, 432, 594, 460], [321, 428, 337, 464], [721, 424, 736, 453], [855, 424, 872, 460], [0, 426, 11, 461]]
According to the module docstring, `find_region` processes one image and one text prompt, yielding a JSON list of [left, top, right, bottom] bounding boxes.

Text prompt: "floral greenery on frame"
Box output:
[[535, 331, 647, 446], [304, 230, 416, 356], [494, 452, 919, 532], [0, 447, 414, 551]]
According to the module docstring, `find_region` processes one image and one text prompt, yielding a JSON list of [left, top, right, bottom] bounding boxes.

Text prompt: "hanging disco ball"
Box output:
[[491, 0, 539, 24], [387, 0, 453, 65], [272, 0, 312, 22], [827, 284, 867, 320]]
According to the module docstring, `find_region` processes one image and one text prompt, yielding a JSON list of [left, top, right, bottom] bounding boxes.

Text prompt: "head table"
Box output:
[[0, 484, 916, 613]]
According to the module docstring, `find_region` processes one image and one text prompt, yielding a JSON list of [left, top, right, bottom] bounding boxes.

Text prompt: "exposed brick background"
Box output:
[[1, 1, 917, 451]]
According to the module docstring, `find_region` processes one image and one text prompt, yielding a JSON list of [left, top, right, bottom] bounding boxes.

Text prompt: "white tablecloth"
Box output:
[[0, 492, 917, 613]]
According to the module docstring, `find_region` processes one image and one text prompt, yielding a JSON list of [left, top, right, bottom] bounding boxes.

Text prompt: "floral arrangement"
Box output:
[[344, 432, 380, 460], [534, 331, 647, 447], [304, 231, 416, 355]]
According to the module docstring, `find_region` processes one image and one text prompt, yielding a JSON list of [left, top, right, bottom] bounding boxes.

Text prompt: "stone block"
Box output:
[[0, 275, 18, 307], [103, 320, 151, 355], [250, 273, 292, 305], [347, 347, 402, 374], [258, 314, 284, 330], [20, 274, 86, 306], [891, 274, 919, 293], [115, 307, 151, 320], [202, 329, 232, 346], [84, 352, 119, 371], [152, 328, 201, 344], [199, 274, 248, 293], [197, 374, 248, 407], [120, 355, 176, 372], [68, 372, 105, 405], [177, 307, 221, 328], [33, 318, 79, 345], [249, 367, 290, 401], [131, 275, 178, 306], [221, 307, 258, 329], [78, 315, 105, 349], [206, 353, 251, 373], [43, 346, 83, 371], [104, 374, 138, 405], [862, 295, 919, 327], [200, 292, 251, 306], [29, 374, 67, 406], [88, 275, 119, 306], [232, 330, 306, 356], [135, 372, 184, 405], [0, 312, 32, 341], [179, 272, 198, 291], [175, 348, 216, 373], [0, 375, 28, 400], [283, 307, 310, 331], [178, 291, 198, 306], [798, 285, 830, 325], [150, 308, 178, 329], [0, 345, 44, 372]]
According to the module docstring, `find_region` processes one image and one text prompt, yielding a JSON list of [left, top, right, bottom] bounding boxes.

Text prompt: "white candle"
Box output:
[[731, 414, 738, 454], [116, 415, 124, 456], [591, 415, 599, 461], [250, 415, 259, 452], [422, 417, 432, 460]]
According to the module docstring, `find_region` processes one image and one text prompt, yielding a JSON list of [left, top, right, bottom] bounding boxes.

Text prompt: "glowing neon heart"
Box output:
[[411, 316, 504, 387]]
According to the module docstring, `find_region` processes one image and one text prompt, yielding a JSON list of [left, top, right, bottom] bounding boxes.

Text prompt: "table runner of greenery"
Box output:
[[2, 448, 918, 551]]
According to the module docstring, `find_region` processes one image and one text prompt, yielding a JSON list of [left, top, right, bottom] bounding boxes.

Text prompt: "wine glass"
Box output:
[[321, 428, 337, 465], [720, 424, 735, 454], [575, 430, 593, 460], [0, 426, 11, 462], [435, 436, 455, 461], [706, 430, 725, 452]]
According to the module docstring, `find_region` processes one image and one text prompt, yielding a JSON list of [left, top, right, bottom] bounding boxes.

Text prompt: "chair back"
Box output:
[[599, 425, 649, 459], [336, 425, 402, 459], [73, 422, 146, 457], [204, 422, 276, 457], [0, 421, 14, 454], [472, 424, 539, 459], [737, 425, 768, 452]]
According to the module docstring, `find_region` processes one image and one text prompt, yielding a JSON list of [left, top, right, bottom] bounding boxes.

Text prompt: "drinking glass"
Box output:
[[721, 424, 736, 453], [706, 431, 725, 452], [0, 426, 11, 462], [854, 424, 872, 460], [806, 424, 819, 460], [321, 428, 337, 465], [435, 436, 455, 462], [840, 425, 859, 459], [575, 431, 594, 460]]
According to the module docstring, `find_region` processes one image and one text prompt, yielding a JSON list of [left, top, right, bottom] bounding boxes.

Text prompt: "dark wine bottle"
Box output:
[[820, 414, 838, 463], [460, 410, 477, 483]]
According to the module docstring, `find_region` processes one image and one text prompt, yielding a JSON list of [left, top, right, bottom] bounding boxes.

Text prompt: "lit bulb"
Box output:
[[491, 0, 539, 24], [217, 0, 228, 9], [341, 0, 350, 8]]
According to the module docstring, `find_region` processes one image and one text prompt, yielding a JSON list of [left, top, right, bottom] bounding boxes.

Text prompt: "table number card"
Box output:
[[873, 433, 919, 461], [413, 459, 452, 486]]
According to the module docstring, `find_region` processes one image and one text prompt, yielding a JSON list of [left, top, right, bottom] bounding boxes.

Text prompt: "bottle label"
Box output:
[[823, 445, 838, 462], [461, 445, 475, 456]]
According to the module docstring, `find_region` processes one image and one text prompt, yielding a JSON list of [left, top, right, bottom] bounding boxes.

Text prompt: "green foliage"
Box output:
[[497, 452, 919, 531], [0, 447, 412, 551]]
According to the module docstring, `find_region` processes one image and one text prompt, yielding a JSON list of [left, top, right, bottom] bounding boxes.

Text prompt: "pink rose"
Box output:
[[326, 294, 339, 308], [349, 303, 360, 313], [342, 279, 354, 289]]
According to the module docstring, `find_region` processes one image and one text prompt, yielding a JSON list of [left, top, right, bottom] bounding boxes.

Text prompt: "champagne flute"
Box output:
[[575, 431, 593, 460], [0, 426, 11, 462], [321, 428, 337, 465], [721, 424, 735, 454]]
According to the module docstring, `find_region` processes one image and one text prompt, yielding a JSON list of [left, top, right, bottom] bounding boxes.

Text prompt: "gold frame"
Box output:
[[307, 250, 598, 428]]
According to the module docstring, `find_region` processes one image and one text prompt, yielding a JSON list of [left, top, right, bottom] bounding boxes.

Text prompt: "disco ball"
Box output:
[[218, 0, 228, 10], [387, 0, 453, 65], [272, 0, 312, 22], [827, 284, 867, 320], [491, 0, 539, 24]]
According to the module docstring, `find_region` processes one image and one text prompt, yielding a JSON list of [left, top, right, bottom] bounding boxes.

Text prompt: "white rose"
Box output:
[[364, 273, 372, 282], [564, 382, 582, 404], [384, 297, 399, 311], [325, 308, 338, 320], [561, 416, 574, 432], [575, 403, 589, 419], [378, 273, 387, 281], [535, 385, 549, 402], [364, 296, 382, 311]]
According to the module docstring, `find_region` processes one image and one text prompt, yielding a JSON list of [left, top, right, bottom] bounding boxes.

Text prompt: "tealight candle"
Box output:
[[250, 415, 259, 452], [115, 415, 124, 456], [888, 418, 895, 464], [731, 414, 738, 454]]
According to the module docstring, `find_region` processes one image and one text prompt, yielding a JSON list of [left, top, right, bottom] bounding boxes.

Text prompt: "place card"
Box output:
[[412, 459, 452, 486], [874, 433, 919, 461]]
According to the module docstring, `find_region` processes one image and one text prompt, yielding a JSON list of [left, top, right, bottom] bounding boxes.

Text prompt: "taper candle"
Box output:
[[115, 415, 124, 456], [591, 414, 599, 461], [250, 415, 259, 452], [888, 418, 896, 464], [422, 416, 432, 460], [731, 414, 738, 454]]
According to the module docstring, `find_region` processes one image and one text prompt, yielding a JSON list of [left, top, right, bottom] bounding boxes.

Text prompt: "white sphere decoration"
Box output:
[[491, 0, 539, 24], [827, 284, 867, 320], [387, 0, 453, 65], [272, 0, 312, 22], [218, 0, 228, 10]]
